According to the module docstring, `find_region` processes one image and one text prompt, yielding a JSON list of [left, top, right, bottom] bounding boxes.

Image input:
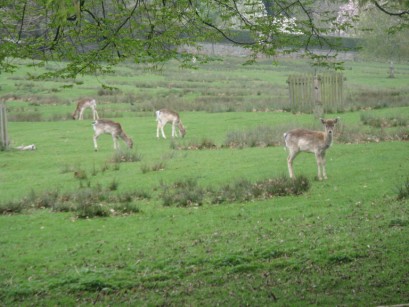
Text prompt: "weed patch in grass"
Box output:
[[211, 175, 309, 204], [223, 125, 281, 148], [160, 178, 205, 207], [141, 161, 166, 173], [170, 138, 217, 150], [111, 149, 142, 163], [158, 175, 310, 207], [361, 113, 409, 128], [397, 177, 409, 200], [0, 186, 148, 218]]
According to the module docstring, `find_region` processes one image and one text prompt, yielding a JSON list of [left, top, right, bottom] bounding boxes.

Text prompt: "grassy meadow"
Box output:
[[1, 57, 409, 305]]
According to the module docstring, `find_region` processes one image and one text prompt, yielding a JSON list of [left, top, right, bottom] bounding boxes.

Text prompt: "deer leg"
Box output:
[[92, 107, 99, 120], [315, 153, 323, 181], [321, 152, 327, 180], [93, 134, 99, 151], [171, 122, 176, 138], [79, 108, 84, 120], [156, 122, 161, 138], [112, 136, 119, 150], [160, 124, 167, 139], [287, 151, 297, 179]]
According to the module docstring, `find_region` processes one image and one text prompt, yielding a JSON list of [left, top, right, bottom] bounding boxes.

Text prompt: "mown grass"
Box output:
[[1, 58, 409, 305]]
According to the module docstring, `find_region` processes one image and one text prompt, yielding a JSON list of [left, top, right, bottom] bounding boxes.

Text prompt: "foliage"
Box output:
[[0, 0, 362, 78], [159, 178, 205, 207], [211, 175, 310, 204], [361, 113, 409, 128], [223, 125, 281, 148], [357, 5, 409, 61], [0, 186, 147, 218]]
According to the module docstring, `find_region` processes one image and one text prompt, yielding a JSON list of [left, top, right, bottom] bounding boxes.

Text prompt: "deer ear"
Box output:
[[320, 118, 326, 124], [335, 117, 340, 123]]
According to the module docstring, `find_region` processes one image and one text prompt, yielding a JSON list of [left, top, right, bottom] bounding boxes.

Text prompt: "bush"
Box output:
[[224, 125, 281, 149], [170, 138, 217, 150], [361, 113, 409, 128], [160, 178, 205, 207], [211, 175, 310, 204]]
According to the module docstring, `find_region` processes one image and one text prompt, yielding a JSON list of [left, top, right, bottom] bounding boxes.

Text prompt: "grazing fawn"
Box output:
[[92, 119, 133, 151], [72, 98, 99, 120], [155, 109, 186, 139], [284, 118, 339, 180]]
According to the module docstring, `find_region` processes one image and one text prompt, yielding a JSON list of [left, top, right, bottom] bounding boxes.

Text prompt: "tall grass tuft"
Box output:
[[397, 177, 409, 200], [111, 149, 142, 163]]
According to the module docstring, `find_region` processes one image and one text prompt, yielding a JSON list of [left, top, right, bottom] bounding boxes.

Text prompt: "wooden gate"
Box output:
[[287, 73, 344, 114], [0, 103, 9, 150]]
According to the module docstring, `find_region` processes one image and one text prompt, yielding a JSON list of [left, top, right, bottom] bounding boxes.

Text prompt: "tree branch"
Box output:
[[188, 0, 255, 45], [374, 1, 409, 16]]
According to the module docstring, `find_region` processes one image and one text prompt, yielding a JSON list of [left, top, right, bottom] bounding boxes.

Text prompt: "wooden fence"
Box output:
[[287, 73, 344, 114], [0, 103, 9, 149]]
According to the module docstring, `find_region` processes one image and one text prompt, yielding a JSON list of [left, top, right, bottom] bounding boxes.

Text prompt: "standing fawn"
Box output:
[[155, 109, 186, 139], [92, 119, 133, 151], [284, 118, 339, 180], [72, 98, 99, 120]]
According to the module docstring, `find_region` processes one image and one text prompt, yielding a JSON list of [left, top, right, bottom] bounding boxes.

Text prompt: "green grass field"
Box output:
[[1, 58, 409, 305]]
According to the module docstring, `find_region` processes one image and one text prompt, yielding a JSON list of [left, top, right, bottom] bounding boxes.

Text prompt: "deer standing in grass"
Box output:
[[72, 98, 99, 120], [284, 118, 339, 180], [92, 119, 133, 151], [155, 109, 186, 139]]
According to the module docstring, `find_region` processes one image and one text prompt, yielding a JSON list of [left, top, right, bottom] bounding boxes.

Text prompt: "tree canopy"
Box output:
[[1, 0, 408, 78]]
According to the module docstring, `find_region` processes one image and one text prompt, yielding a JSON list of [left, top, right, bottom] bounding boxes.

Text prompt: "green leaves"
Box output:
[[1, 0, 371, 78]]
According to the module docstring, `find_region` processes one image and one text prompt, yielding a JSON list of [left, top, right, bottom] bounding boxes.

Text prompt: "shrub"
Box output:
[[76, 202, 110, 219], [212, 175, 310, 204], [361, 113, 409, 128], [159, 178, 205, 207], [171, 138, 217, 150], [112, 202, 141, 215], [223, 125, 281, 148], [8, 112, 43, 122], [0, 200, 24, 214]]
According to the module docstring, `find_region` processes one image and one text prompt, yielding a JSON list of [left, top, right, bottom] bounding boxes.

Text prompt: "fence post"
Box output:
[[313, 74, 323, 118], [0, 102, 9, 150], [389, 61, 395, 78]]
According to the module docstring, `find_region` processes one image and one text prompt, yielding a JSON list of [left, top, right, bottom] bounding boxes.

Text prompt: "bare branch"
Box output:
[[374, 1, 409, 16]]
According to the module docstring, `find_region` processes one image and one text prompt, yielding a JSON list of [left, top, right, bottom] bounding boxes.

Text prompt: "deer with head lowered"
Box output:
[[155, 109, 186, 139], [284, 118, 339, 180], [92, 119, 133, 151], [72, 98, 99, 120]]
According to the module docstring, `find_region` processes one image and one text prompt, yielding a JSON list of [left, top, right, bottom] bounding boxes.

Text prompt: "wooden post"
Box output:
[[313, 74, 323, 118], [0, 102, 9, 149], [389, 61, 395, 78]]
